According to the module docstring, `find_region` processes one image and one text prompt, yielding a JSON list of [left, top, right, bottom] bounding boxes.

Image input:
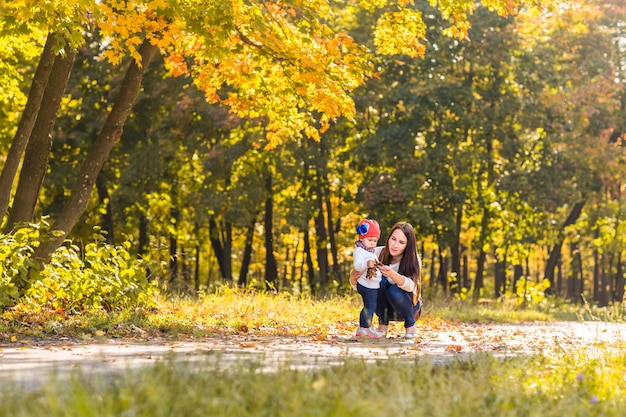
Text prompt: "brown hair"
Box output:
[[379, 222, 422, 302]]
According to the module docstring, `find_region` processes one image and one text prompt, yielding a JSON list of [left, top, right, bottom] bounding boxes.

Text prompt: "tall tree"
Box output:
[[0, 33, 57, 221], [4, 49, 76, 232], [33, 39, 160, 262]]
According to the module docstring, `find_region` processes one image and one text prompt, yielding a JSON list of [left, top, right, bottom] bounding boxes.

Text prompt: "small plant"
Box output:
[[0, 223, 48, 306], [515, 277, 552, 307]]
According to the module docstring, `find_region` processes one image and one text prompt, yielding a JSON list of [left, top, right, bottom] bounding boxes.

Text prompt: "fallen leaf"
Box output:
[[445, 344, 463, 352]]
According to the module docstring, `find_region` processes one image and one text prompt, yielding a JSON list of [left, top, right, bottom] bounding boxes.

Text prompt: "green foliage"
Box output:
[[0, 224, 160, 312], [0, 21, 47, 148], [515, 277, 552, 307], [0, 225, 42, 306], [22, 231, 160, 313]]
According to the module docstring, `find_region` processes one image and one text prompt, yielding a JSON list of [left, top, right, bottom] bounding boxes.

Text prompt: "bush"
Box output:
[[0, 225, 42, 307], [0, 224, 159, 312]]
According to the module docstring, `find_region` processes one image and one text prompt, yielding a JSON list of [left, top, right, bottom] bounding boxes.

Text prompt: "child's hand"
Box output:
[[366, 260, 382, 280]]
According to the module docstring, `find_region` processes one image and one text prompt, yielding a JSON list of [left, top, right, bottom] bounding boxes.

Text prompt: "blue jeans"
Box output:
[[357, 282, 379, 328], [376, 278, 421, 328]]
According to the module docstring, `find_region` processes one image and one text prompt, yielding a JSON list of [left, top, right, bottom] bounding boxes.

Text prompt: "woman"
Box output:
[[374, 221, 422, 339]]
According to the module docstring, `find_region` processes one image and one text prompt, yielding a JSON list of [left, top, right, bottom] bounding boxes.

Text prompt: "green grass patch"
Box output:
[[1, 349, 625, 416]]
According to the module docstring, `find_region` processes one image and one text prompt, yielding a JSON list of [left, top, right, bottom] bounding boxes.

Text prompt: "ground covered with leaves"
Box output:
[[1, 290, 626, 415]]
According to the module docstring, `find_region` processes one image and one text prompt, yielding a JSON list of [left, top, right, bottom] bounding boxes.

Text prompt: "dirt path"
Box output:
[[1, 321, 625, 389]]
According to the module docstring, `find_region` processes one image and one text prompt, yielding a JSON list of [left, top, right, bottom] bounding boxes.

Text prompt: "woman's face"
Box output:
[[387, 228, 408, 260]]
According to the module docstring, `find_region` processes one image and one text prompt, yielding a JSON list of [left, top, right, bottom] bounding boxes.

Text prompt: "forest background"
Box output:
[[1, 0, 626, 314]]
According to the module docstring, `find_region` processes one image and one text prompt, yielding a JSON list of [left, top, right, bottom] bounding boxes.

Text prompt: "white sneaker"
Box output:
[[405, 325, 418, 339], [355, 327, 384, 339]]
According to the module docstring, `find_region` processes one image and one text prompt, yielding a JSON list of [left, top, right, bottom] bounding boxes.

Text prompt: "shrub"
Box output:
[[0, 224, 160, 312], [0, 225, 41, 306]]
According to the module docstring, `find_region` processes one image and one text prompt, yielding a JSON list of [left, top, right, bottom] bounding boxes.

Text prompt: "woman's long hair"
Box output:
[[379, 222, 422, 298]]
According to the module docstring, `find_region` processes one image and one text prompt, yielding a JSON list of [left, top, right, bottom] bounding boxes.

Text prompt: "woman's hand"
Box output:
[[379, 265, 406, 286], [379, 265, 395, 279]]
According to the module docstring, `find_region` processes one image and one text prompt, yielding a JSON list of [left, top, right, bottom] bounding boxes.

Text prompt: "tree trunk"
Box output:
[[599, 253, 610, 307], [96, 175, 115, 244], [303, 228, 315, 293], [437, 246, 448, 293], [194, 243, 200, 293], [473, 248, 487, 302], [615, 254, 625, 303], [209, 217, 232, 282], [429, 250, 436, 289], [224, 220, 233, 281], [494, 253, 506, 298], [472, 208, 490, 302], [323, 174, 340, 283], [522, 257, 530, 307], [299, 236, 305, 292], [576, 246, 584, 303], [593, 243, 600, 303], [138, 214, 148, 255], [264, 171, 278, 289], [543, 200, 586, 293], [566, 241, 581, 300], [193, 221, 200, 293], [314, 183, 329, 290], [168, 208, 179, 287], [0, 33, 58, 220], [238, 219, 256, 287], [607, 253, 614, 304], [462, 252, 470, 290], [556, 256, 563, 296], [281, 246, 289, 291], [180, 246, 190, 290], [615, 183, 625, 303], [33, 39, 159, 263], [4, 49, 76, 232], [512, 264, 523, 295], [450, 206, 462, 293], [291, 238, 300, 290]]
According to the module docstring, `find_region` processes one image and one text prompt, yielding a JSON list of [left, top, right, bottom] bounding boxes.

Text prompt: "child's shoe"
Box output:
[[355, 327, 384, 338]]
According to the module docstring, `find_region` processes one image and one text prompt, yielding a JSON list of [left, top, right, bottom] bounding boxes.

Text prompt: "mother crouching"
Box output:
[[353, 221, 422, 339]]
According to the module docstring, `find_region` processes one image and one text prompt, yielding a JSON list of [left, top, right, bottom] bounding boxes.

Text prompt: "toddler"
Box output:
[[351, 219, 384, 338]]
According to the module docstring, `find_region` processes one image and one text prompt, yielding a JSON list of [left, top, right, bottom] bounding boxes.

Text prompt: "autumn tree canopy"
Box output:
[[5, 0, 619, 311]]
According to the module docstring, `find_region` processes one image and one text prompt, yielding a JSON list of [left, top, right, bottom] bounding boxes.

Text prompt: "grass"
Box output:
[[1, 288, 625, 415], [1, 348, 625, 416], [1, 287, 623, 342]]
